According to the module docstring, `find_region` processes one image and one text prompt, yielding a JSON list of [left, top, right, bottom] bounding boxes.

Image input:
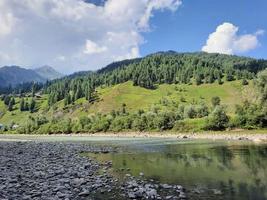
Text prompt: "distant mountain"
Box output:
[[0, 66, 45, 87], [0, 65, 62, 87], [34, 66, 63, 80]]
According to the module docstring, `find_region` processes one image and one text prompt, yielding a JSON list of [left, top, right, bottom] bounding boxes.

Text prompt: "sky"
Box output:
[[0, 0, 266, 74]]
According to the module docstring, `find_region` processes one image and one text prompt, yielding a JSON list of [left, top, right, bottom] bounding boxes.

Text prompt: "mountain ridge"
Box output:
[[34, 66, 63, 80], [0, 65, 62, 87]]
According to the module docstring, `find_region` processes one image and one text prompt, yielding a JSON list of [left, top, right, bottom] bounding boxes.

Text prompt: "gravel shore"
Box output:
[[83, 131, 267, 142], [1, 130, 267, 143]]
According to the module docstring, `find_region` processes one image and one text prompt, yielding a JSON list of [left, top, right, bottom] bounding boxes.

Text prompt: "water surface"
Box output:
[[88, 139, 267, 200]]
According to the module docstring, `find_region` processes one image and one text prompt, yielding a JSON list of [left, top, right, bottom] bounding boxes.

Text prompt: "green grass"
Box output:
[[89, 80, 248, 113], [0, 96, 50, 125], [0, 80, 253, 126]]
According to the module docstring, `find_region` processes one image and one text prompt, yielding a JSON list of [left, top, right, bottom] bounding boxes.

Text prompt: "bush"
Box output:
[[79, 116, 91, 129], [35, 124, 51, 135], [183, 105, 196, 119], [91, 118, 110, 133], [155, 111, 176, 131], [235, 103, 267, 129], [173, 118, 206, 132], [242, 79, 249, 85], [205, 106, 229, 130], [195, 104, 209, 118], [144, 112, 157, 130], [109, 116, 132, 132], [132, 117, 147, 131], [72, 121, 82, 133], [211, 96, 221, 108]]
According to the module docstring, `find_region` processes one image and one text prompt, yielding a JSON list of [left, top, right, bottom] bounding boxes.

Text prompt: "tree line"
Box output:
[[44, 52, 267, 106]]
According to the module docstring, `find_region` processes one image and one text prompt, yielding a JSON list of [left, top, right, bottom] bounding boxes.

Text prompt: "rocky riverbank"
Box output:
[[1, 130, 267, 143], [79, 130, 267, 142], [0, 141, 188, 200]]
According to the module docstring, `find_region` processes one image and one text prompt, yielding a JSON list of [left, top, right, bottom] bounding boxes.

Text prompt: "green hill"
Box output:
[[0, 52, 266, 134], [0, 80, 255, 126], [90, 81, 246, 113]]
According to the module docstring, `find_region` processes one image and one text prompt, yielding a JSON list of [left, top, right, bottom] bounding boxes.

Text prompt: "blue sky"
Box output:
[[141, 0, 267, 59], [0, 0, 266, 73]]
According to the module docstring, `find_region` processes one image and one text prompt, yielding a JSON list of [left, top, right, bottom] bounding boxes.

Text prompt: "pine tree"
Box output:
[[122, 103, 127, 114], [20, 98, 25, 111], [29, 98, 36, 113], [4, 96, 11, 106], [195, 74, 202, 85], [10, 97, 15, 106], [25, 102, 29, 111], [32, 83, 37, 97], [8, 97, 15, 111]]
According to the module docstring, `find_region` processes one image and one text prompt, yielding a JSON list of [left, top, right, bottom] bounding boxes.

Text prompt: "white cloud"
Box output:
[[0, 1, 15, 38], [0, 0, 182, 73], [84, 40, 107, 55], [55, 55, 66, 62], [202, 22, 264, 55], [139, 0, 182, 30], [114, 47, 140, 61], [255, 29, 265, 36]]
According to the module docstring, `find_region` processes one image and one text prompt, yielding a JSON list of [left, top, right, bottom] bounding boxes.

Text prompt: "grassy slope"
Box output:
[[0, 95, 49, 125], [90, 81, 247, 113], [0, 80, 253, 126]]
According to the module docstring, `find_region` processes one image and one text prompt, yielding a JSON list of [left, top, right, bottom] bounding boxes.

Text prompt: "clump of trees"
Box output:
[[234, 102, 266, 129], [14, 100, 218, 134], [20, 98, 36, 113], [232, 69, 267, 129], [1, 95, 16, 111]]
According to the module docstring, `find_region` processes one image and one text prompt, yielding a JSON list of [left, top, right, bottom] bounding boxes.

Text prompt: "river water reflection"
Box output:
[[89, 139, 267, 200]]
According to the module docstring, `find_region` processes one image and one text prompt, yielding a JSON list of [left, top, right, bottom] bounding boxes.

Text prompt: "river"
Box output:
[[1, 135, 266, 200]]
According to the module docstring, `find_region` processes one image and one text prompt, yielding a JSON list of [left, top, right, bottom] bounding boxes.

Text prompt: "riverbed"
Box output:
[[0, 135, 266, 200]]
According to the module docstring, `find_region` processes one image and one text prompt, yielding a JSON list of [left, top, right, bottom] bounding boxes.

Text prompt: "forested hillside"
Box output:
[[0, 52, 266, 134], [45, 52, 267, 106]]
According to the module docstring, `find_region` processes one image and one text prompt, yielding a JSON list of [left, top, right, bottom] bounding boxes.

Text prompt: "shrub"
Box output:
[[195, 104, 209, 118], [144, 112, 157, 130], [72, 121, 82, 133], [155, 111, 176, 131], [173, 118, 206, 132], [109, 116, 132, 132], [205, 106, 229, 130], [184, 105, 196, 119], [79, 116, 91, 129], [35, 124, 51, 135], [242, 79, 249, 85], [132, 117, 147, 131], [211, 96, 221, 108], [235, 103, 267, 129], [91, 118, 110, 133]]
